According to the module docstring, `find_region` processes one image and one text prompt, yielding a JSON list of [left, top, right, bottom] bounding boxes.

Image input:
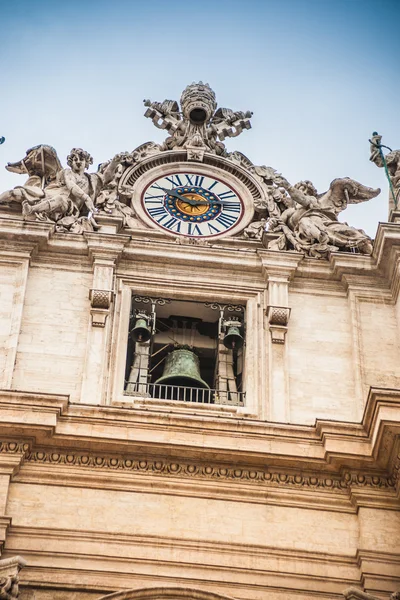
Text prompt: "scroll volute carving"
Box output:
[[0, 557, 26, 600]]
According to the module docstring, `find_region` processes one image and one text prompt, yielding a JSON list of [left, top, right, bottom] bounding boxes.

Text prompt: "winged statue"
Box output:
[[264, 175, 380, 258]]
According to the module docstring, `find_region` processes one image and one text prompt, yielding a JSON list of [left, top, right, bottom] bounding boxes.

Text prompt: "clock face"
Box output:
[[141, 171, 244, 237]]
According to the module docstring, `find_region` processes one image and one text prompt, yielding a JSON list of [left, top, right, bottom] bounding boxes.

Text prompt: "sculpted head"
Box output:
[[67, 148, 93, 173], [294, 180, 318, 197]]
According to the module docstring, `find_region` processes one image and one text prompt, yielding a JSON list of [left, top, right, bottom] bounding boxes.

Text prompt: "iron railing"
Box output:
[[124, 382, 244, 406]]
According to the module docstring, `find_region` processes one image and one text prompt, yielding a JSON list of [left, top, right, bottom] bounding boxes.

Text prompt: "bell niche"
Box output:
[[125, 296, 245, 405]]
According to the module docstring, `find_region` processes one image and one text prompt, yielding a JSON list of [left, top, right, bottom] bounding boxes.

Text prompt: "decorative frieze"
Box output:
[[0, 441, 394, 492]]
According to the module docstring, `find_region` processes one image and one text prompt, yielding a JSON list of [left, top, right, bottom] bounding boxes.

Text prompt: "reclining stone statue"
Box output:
[[267, 175, 380, 258], [0, 146, 124, 233]]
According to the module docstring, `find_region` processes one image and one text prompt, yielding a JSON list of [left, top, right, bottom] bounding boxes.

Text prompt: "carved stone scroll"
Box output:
[[0, 556, 26, 600]]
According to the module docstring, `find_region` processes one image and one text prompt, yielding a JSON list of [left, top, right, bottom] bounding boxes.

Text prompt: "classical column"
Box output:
[[80, 232, 130, 405]]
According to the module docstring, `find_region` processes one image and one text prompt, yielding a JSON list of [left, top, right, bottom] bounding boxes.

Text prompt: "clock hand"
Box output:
[[154, 185, 199, 205], [154, 185, 235, 208]]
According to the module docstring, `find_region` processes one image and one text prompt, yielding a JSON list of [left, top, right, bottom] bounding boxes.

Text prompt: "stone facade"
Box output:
[[0, 83, 399, 600]]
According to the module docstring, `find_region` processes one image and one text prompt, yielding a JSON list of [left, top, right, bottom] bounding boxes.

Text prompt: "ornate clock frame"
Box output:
[[119, 150, 265, 239]]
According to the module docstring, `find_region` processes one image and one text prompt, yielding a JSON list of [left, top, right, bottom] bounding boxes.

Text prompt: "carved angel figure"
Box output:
[[268, 175, 380, 258], [0, 146, 124, 233]]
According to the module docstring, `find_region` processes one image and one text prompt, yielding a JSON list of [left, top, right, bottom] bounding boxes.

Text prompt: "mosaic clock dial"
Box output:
[[142, 171, 244, 237]]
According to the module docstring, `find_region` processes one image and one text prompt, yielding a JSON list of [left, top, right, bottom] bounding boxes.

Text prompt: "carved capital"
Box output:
[[267, 305, 291, 344]]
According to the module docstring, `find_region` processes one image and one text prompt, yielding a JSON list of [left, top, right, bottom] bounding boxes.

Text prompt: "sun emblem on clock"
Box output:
[[164, 186, 222, 223]]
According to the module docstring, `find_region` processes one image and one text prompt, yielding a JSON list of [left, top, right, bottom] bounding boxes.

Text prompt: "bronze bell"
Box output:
[[131, 312, 152, 343], [155, 346, 209, 389], [222, 318, 244, 350]]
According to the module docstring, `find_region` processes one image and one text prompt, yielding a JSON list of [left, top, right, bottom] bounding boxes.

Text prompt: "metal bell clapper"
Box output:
[[131, 311, 152, 343], [222, 317, 244, 350], [155, 346, 209, 389]]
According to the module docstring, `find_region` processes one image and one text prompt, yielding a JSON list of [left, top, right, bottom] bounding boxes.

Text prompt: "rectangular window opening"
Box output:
[[124, 296, 245, 407]]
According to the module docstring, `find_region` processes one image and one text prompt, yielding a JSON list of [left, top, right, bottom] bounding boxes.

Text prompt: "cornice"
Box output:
[[11, 567, 365, 599], [5, 525, 364, 565], [0, 216, 54, 248], [258, 249, 303, 280], [0, 217, 399, 301], [0, 389, 398, 463], [121, 235, 262, 275], [0, 388, 398, 509], [117, 270, 265, 301], [85, 232, 132, 264]]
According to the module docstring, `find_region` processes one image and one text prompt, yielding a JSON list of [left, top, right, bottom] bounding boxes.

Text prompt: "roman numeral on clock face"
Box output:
[[182, 174, 205, 187], [218, 190, 237, 200], [215, 213, 237, 228], [163, 217, 181, 232], [165, 174, 183, 187], [187, 223, 203, 236], [148, 206, 167, 218], [223, 202, 241, 213]]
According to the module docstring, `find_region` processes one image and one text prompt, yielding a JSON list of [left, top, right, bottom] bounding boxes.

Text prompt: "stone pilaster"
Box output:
[[0, 243, 37, 390], [0, 449, 27, 553], [80, 233, 130, 405], [260, 251, 301, 422]]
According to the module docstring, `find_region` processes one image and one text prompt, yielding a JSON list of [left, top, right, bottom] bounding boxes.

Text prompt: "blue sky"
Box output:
[[1, 0, 399, 235]]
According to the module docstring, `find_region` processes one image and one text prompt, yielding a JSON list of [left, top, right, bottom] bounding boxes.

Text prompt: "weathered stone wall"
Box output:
[[11, 266, 91, 403], [358, 300, 400, 393], [6, 482, 359, 552], [0, 264, 22, 382], [288, 290, 357, 424]]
